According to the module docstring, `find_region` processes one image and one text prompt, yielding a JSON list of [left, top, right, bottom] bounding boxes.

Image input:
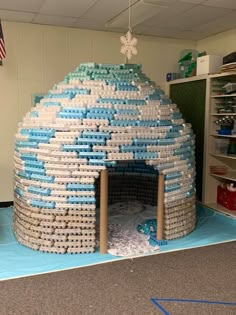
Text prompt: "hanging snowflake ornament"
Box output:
[[120, 30, 138, 61]]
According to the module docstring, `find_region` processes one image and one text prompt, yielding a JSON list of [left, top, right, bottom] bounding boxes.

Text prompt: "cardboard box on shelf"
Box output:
[[196, 55, 222, 75]]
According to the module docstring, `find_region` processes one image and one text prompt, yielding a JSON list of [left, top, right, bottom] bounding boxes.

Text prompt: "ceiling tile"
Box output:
[[106, 1, 167, 30], [39, 0, 97, 18], [175, 30, 211, 40], [143, 2, 195, 27], [134, 25, 181, 38], [192, 11, 236, 33], [0, 0, 235, 40], [0, 9, 35, 23], [159, 4, 231, 30], [73, 18, 107, 31], [142, 0, 178, 4], [0, 0, 45, 12], [203, 0, 236, 9], [179, 0, 206, 3], [33, 14, 77, 27], [82, 0, 135, 22]]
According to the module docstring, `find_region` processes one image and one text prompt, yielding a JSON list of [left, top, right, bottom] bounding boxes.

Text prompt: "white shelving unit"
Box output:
[[168, 72, 236, 217], [203, 72, 236, 217]]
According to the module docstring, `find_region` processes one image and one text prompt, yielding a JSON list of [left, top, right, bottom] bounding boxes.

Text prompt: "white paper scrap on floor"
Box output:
[[97, 201, 160, 257]]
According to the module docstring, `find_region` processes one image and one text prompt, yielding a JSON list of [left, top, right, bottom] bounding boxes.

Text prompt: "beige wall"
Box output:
[[1, 21, 197, 201], [197, 28, 236, 57]]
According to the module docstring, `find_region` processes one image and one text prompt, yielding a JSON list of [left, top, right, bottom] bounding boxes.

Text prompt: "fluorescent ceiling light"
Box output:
[[106, 0, 166, 29]]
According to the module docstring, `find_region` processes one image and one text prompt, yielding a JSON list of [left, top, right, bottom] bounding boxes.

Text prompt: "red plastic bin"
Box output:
[[217, 186, 236, 211]]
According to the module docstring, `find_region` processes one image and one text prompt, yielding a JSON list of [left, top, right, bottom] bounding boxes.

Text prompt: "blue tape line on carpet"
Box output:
[[150, 298, 236, 315], [151, 298, 170, 315]]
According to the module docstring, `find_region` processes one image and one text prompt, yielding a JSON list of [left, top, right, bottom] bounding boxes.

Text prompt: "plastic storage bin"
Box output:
[[217, 185, 236, 210], [214, 138, 230, 154]]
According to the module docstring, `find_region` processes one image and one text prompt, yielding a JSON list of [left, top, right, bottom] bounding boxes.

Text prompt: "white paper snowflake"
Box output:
[[120, 30, 138, 61]]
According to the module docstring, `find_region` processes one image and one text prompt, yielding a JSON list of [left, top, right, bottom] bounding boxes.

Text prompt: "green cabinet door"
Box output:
[[170, 79, 206, 201]]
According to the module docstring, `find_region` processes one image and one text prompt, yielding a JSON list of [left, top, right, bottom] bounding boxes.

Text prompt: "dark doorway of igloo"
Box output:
[[95, 161, 160, 256]]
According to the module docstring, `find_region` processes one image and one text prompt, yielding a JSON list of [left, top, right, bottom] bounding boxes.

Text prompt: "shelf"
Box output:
[[168, 74, 208, 85], [211, 93, 236, 98], [203, 73, 236, 207], [210, 72, 236, 79], [211, 153, 236, 160], [210, 133, 236, 138], [205, 203, 236, 218], [210, 113, 236, 116], [210, 171, 236, 181]]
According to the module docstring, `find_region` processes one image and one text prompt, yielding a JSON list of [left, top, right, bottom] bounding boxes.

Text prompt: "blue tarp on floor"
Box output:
[[0, 205, 235, 280]]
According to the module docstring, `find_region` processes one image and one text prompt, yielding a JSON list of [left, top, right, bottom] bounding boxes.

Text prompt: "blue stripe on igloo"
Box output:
[[67, 197, 96, 204], [116, 109, 139, 115], [60, 107, 87, 114], [64, 88, 90, 95], [133, 139, 158, 145], [110, 120, 137, 127], [28, 186, 51, 196], [15, 141, 39, 149], [28, 135, 51, 143], [89, 108, 116, 115], [24, 160, 44, 168], [86, 112, 114, 120], [30, 174, 55, 182], [66, 184, 95, 191], [120, 145, 146, 153], [30, 111, 39, 117], [89, 159, 106, 166], [134, 152, 158, 159], [165, 172, 182, 180], [165, 184, 181, 192], [20, 129, 55, 137], [63, 144, 91, 152], [58, 112, 85, 119], [157, 139, 176, 145], [78, 152, 106, 159], [16, 171, 31, 179], [43, 101, 61, 107], [15, 188, 23, 197], [20, 153, 38, 161], [126, 99, 146, 105], [24, 167, 46, 175]]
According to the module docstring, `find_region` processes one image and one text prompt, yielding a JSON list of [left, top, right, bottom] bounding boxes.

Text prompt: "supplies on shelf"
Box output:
[[220, 62, 236, 73], [178, 49, 198, 78], [202, 72, 236, 216], [227, 139, 236, 156], [223, 82, 236, 94], [217, 183, 236, 210], [223, 52, 236, 65], [209, 165, 228, 175], [214, 138, 230, 155], [215, 116, 235, 135]]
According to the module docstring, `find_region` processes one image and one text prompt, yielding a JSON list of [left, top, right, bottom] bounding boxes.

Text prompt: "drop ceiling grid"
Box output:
[[0, 0, 235, 40]]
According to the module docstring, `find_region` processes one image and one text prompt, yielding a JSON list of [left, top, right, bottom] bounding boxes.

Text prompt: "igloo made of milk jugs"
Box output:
[[13, 63, 196, 254]]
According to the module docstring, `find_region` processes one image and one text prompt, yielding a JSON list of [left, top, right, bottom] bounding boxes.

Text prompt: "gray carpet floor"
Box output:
[[1, 241, 236, 315]]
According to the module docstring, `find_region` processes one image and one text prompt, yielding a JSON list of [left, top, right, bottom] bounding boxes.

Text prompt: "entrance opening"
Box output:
[[95, 161, 158, 207], [95, 161, 164, 255]]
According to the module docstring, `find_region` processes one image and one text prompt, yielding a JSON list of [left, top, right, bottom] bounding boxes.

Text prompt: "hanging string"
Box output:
[[129, 0, 131, 31]]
